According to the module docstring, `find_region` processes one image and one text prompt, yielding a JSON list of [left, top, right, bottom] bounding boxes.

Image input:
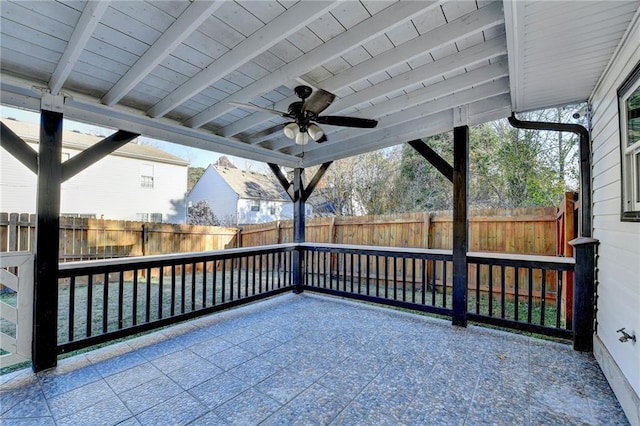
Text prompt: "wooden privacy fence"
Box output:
[[240, 207, 562, 303], [0, 213, 239, 261]]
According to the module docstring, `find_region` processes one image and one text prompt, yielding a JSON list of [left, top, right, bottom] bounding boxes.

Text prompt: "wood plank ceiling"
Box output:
[[1, 1, 638, 167]]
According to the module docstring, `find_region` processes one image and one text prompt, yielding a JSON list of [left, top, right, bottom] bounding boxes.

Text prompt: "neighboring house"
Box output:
[[187, 165, 311, 225], [0, 118, 189, 223], [588, 15, 640, 422]]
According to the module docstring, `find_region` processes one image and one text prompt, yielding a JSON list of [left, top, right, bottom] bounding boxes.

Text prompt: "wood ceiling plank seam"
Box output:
[[100, 6, 162, 45], [186, 0, 439, 128], [109, 1, 179, 30], [101, 1, 224, 106], [91, 24, 149, 57], [213, 1, 264, 38], [220, 2, 503, 137], [1, 2, 75, 39], [523, 3, 633, 34], [285, 27, 324, 54], [522, 39, 622, 64], [238, 0, 288, 24], [146, 1, 338, 119], [267, 39, 305, 63], [523, 15, 636, 46], [236, 62, 271, 81], [0, 17, 68, 53], [329, 1, 372, 30], [0, 48, 56, 79], [324, 37, 507, 116], [305, 11, 347, 42], [179, 32, 230, 64], [0, 33, 64, 64], [83, 37, 139, 68], [11, 0, 82, 25]]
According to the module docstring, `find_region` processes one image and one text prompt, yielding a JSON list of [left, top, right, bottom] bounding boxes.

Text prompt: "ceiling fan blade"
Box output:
[[302, 89, 335, 115], [250, 123, 286, 140], [315, 134, 328, 143], [229, 101, 288, 117], [315, 116, 378, 128]]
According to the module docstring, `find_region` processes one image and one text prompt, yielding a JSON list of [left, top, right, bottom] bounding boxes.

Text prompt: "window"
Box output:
[[250, 202, 260, 212], [150, 213, 162, 223], [136, 213, 149, 222], [619, 63, 640, 221], [140, 164, 154, 189], [269, 206, 276, 215]]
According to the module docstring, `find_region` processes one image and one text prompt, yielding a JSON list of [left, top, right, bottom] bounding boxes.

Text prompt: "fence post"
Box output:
[[569, 237, 599, 351]]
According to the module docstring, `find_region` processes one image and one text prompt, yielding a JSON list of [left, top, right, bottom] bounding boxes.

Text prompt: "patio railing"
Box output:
[[52, 243, 576, 357], [56, 244, 296, 354]]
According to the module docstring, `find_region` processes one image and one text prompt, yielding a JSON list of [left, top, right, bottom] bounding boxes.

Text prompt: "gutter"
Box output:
[[508, 112, 591, 237]]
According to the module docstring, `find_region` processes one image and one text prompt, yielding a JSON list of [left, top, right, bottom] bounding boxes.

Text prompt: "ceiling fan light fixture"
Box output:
[[307, 124, 324, 141], [295, 132, 309, 145], [283, 122, 298, 139]]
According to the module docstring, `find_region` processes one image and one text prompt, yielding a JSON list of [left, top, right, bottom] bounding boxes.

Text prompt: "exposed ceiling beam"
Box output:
[[49, 1, 110, 95], [222, 2, 505, 138], [147, 1, 338, 118], [102, 0, 224, 106], [185, 0, 439, 128]]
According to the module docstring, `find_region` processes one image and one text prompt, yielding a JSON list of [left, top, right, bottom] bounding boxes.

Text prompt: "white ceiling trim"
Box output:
[[101, 0, 225, 106], [146, 1, 339, 118], [222, 2, 505, 138], [185, 0, 440, 128], [49, 1, 111, 95]]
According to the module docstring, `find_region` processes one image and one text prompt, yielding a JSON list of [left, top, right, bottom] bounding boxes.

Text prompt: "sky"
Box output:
[[0, 105, 266, 171]]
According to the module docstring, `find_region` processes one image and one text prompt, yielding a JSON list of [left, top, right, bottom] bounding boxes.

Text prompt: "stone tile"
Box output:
[[151, 348, 203, 373], [219, 326, 263, 345], [38, 363, 102, 398], [589, 397, 630, 425], [55, 394, 131, 426], [189, 372, 251, 409], [170, 327, 215, 348], [0, 376, 43, 415], [254, 368, 314, 404], [238, 334, 281, 355], [261, 383, 347, 426], [105, 362, 163, 393], [1, 390, 50, 418], [188, 411, 229, 425], [134, 337, 184, 361], [166, 357, 224, 390], [331, 399, 399, 426], [228, 357, 279, 386], [47, 379, 116, 420], [135, 392, 208, 426], [207, 346, 255, 371], [214, 388, 281, 425], [189, 337, 234, 359], [0, 418, 56, 425], [92, 350, 147, 378], [118, 375, 183, 415]]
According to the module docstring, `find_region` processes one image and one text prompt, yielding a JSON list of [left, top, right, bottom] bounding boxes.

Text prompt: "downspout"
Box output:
[[507, 112, 591, 237]]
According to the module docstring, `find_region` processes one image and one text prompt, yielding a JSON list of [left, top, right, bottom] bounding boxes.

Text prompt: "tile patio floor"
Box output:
[[0, 293, 629, 425]]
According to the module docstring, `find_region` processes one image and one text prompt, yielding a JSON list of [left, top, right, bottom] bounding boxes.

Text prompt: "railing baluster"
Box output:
[[475, 264, 481, 314], [245, 256, 249, 297], [442, 261, 447, 308], [556, 272, 563, 328], [102, 272, 109, 333], [202, 262, 207, 309], [402, 257, 406, 302], [376, 256, 380, 297], [514, 267, 519, 321], [170, 264, 176, 316], [357, 254, 362, 294], [421, 258, 426, 305], [221, 259, 226, 303], [133, 270, 138, 325], [540, 269, 546, 325], [158, 267, 164, 319], [229, 258, 234, 301], [189, 263, 196, 311], [350, 253, 354, 293], [87, 274, 93, 337], [500, 265, 506, 319], [118, 271, 124, 330], [527, 268, 533, 324], [237, 256, 242, 299], [251, 256, 256, 295], [431, 260, 436, 306], [393, 257, 397, 300], [146, 267, 151, 322], [212, 261, 217, 305], [488, 265, 493, 317], [258, 255, 263, 293], [366, 255, 371, 296], [69, 276, 75, 341], [180, 264, 186, 314], [342, 253, 347, 292], [411, 258, 416, 303]]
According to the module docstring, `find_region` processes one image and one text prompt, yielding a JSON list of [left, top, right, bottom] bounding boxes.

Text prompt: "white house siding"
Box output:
[[237, 198, 290, 224], [1, 142, 188, 223], [589, 12, 640, 424], [187, 165, 239, 224]]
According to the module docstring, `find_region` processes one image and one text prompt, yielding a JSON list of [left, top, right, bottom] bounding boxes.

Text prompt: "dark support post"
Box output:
[[570, 237, 599, 351], [33, 108, 64, 372], [452, 125, 469, 327], [292, 168, 305, 293]]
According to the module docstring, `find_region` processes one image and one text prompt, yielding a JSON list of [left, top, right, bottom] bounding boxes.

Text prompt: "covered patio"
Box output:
[[1, 293, 628, 425], [1, 0, 639, 424]]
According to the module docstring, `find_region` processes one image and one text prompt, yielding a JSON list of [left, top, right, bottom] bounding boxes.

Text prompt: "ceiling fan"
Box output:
[[230, 85, 378, 145]]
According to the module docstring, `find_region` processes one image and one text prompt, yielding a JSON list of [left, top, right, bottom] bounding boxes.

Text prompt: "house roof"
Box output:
[[212, 165, 288, 201], [1, 118, 189, 166], [0, 1, 638, 167]]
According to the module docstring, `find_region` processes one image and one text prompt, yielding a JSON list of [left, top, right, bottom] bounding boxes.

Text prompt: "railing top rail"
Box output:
[[299, 242, 453, 257], [467, 251, 575, 265], [58, 243, 298, 272]]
